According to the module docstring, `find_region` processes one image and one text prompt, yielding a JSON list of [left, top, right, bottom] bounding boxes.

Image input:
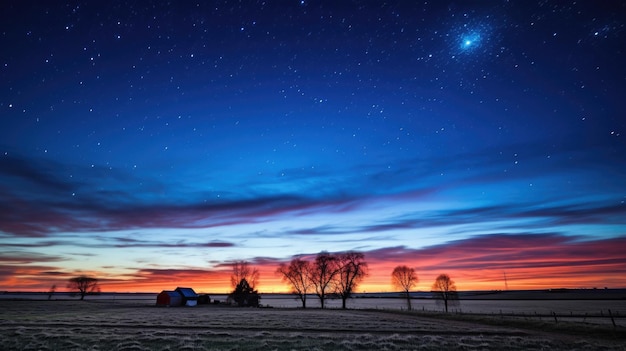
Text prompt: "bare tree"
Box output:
[[432, 273, 458, 313], [310, 251, 340, 309], [67, 276, 99, 300], [276, 258, 312, 308], [391, 265, 418, 310], [230, 260, 260, 290], [335, 251, 368, 309], [47, 284, 57, 300]]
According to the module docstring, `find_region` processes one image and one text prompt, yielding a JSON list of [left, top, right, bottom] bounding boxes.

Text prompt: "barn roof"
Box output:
[[175, 287, 198, 298]]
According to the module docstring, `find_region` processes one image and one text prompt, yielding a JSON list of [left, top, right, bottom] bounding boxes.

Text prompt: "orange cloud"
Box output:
[[3, 234, 625, 293]]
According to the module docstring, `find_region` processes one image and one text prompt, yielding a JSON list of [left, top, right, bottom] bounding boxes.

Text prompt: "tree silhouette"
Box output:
[[310, 252, 340, 309], [47, 284, 57, 300], [391, 265, 418, 310], [229, 278, 260, 307], [67, 276, 99, 300], [230, 260, 259, 290], [276, 258, 312, 308], [335, 251, 368, 309], [432, 273, 458, 313]]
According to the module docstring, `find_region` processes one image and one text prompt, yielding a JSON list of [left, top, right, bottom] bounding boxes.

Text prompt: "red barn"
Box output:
[[156, 290, 183, 307]]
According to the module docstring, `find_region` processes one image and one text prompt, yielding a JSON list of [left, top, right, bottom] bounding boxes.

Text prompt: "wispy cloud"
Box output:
[[0, 154, 76, 193], [0, 251, 65, 264], [362, 233, 626, 289], [2, 135, 623, 237], [103, 237, 235, 249]]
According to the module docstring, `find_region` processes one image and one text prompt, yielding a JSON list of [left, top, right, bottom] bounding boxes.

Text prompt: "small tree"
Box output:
[[432, 274, 458, 313], [391, 265, 418, 310], [67, 276, 99, 300], [230, 260, 259, 290], [229, 278, 260, 307], [276, 258, 312, 308], [47, 284, 57, 300], [310, 251, 340, 309], [335, 251, 368, 309]]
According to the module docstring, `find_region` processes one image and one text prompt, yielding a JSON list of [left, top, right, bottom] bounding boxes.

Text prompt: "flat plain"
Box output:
[[0, 300, 624, 350]]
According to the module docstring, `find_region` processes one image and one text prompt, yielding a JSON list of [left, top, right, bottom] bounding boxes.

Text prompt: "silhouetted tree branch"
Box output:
[[310, 252, 340, 309], [47, 284, 57, 301], [228, 278, 260, 307], [276, 258, 312, 308], [432, 273, 459, 313], [391, 265, 418, 310], [230, 260, 259, 290], [335, 251, 368, 309], [67, 276, 99, 300]]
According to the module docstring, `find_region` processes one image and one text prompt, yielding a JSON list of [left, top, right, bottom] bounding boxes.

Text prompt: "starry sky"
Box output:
[[1, 1, 625, 293]]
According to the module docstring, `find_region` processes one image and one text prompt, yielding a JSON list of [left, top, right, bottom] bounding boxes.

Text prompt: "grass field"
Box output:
[[1, 300, 624, 350]]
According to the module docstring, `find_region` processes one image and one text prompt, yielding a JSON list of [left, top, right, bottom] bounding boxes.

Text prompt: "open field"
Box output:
[[6, 290, 626, 326], [1, 300, 624, 350]]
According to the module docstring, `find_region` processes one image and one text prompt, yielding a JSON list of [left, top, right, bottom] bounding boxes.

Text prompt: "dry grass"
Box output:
[[0, 300, 624, 350]]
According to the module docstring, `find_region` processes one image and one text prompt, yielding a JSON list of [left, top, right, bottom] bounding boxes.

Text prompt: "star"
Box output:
[[460, 33, 481, 51]]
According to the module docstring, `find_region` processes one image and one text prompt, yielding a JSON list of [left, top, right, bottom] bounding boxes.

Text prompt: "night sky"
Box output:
[[1, 1, 625, 293]]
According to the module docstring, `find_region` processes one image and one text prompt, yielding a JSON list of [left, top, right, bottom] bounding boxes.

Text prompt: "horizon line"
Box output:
[[3, 287, 625, 295]]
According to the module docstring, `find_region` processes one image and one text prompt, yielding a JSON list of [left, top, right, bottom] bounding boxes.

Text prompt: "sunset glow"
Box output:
[[5, 234, 626, 293]]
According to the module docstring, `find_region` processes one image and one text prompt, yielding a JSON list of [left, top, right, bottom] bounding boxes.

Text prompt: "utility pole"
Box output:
[[503, 271, 509, 291]]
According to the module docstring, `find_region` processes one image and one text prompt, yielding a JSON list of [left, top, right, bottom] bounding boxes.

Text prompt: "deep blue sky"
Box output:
[[1, 1, 625, 292]]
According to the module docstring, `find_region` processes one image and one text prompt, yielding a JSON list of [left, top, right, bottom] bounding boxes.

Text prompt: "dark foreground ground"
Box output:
[[0, 300, 624, 350]]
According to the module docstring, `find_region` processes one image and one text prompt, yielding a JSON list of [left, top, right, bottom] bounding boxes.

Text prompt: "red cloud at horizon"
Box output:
[[363, 233, 626, 291], [2, 233, 625, 293]]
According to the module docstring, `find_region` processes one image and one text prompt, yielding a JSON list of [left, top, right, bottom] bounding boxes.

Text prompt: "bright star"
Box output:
[[447, 17, 499, 61], [460, 33, 480, 50]]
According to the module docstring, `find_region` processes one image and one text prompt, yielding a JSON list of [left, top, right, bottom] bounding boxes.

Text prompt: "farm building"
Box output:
[[175, 287, 199, 306], [197, 294, 211, 304], [156, 291, 183, 307], [156, 287, 199, 307]]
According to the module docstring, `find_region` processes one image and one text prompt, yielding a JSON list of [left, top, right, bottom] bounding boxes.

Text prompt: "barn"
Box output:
[[175, 287, 199, 306], [156, 290, 183, 307]]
